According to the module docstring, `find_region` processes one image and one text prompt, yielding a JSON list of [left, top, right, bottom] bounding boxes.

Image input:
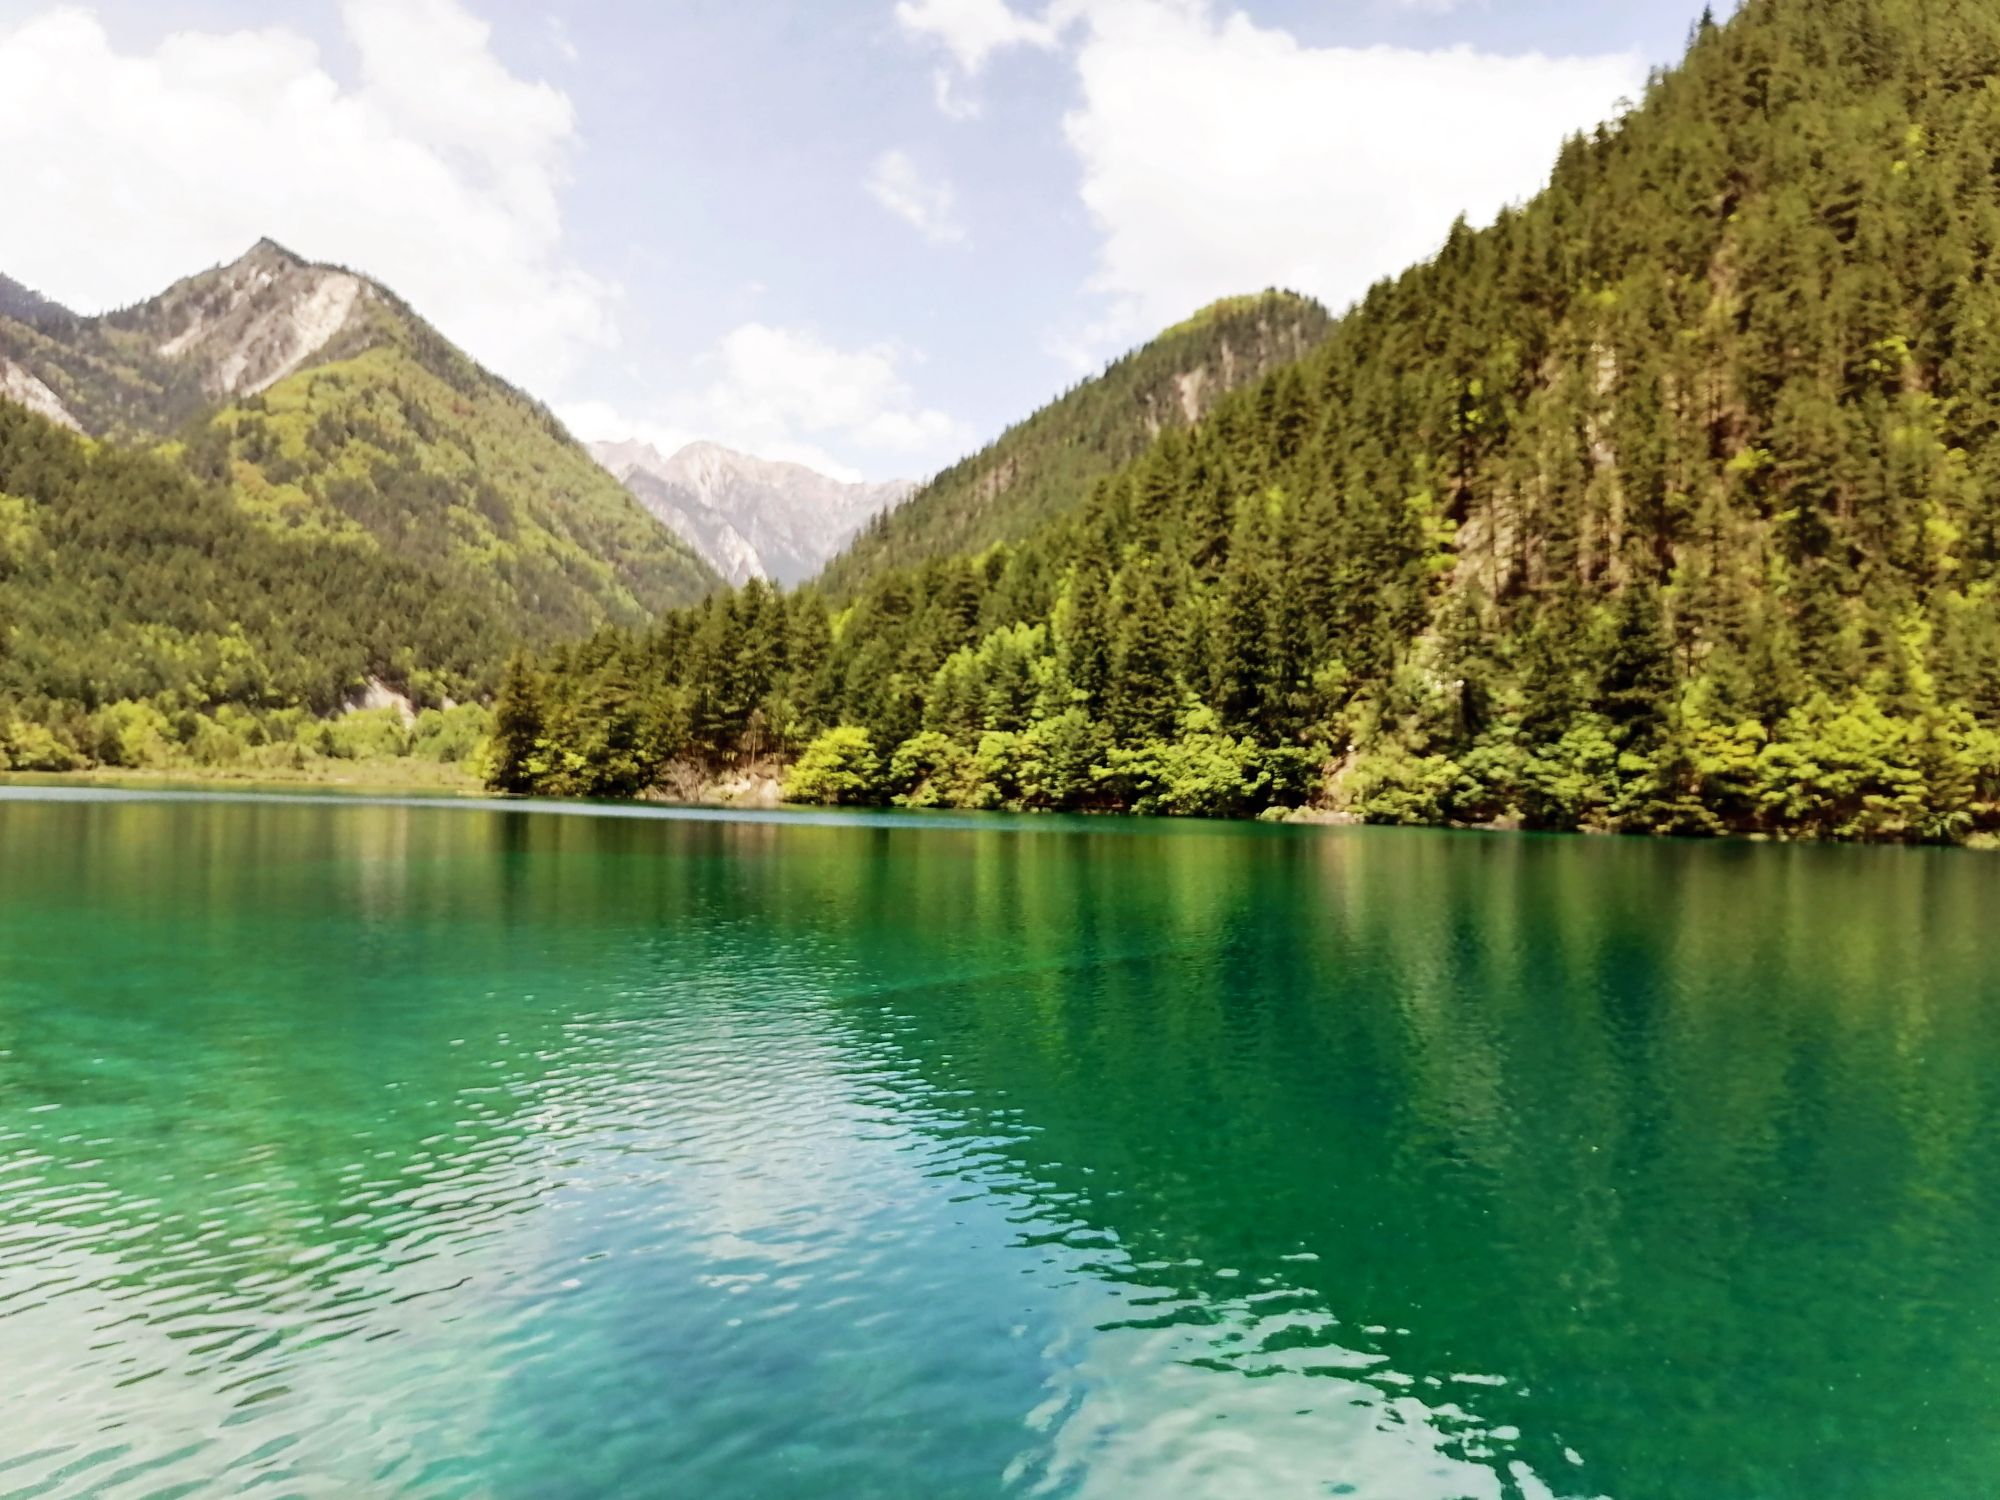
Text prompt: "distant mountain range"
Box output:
[[2, 231, 1379, 790], [590, 439, 913, 587]]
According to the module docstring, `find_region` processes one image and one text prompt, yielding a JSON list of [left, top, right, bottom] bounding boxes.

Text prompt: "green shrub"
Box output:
[[888, 731, 978, 808], [410, 704, 492, 763], [3, 719, 80, 772], [326, 707, 411, 761], [782, 727, 881, 807]]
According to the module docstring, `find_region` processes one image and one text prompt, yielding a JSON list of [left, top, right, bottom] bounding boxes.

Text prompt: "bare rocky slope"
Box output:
[[0, 240, 373, 439], [592, 439, 912, 587]]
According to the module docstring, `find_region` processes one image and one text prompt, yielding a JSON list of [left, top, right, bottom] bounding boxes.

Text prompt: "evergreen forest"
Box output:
[[497, 0, 2000, 844], [0, 401, 495, 772]]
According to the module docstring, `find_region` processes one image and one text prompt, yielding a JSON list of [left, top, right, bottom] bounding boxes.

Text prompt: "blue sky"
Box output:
[[0, 0, 1713, 479]]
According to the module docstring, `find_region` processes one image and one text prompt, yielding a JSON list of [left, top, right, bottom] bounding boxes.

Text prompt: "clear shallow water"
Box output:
[[2, 789, 1998, 1499]]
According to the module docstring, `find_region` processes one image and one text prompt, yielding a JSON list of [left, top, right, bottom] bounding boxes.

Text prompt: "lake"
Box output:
[[2, 787, 1996, 1499]]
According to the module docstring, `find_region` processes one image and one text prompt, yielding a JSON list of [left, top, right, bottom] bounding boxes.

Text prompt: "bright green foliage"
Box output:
[[0, 401, 499, 728], [56, 694, 485, 780], [504, 0, 2000, 841], [1097, 708, 1321, 819], [409, 705, 491, 764], [325, 708, 410, 762], [782, 727, 881, 807], [887, 731, 978, 807], [1, 718, 82, 772], [184, 336, 712, 639]]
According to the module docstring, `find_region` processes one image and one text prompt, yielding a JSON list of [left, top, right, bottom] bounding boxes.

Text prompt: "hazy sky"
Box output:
[[0, 0, 1717, 479]]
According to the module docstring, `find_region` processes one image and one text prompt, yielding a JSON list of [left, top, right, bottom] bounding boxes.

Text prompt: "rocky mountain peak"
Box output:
[[117, 239, 370, 399], [245, 236, 307, 268], [590, 438, 914, 587]]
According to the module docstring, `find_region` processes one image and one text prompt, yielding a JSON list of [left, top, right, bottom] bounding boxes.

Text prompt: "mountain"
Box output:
[[508, 0, 2000, 843], [0, 397, 501, 752], [591, 439, 912, 587], [0, 273, 66, 325], [0, 239, 362, 439], [0, 240, 717, 641], [0, 240, 726, 772], [816, 289, 1333, 598]]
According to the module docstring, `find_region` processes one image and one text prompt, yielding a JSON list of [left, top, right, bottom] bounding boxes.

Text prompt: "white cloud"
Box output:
[[865, 149, 968, 246], [897, 0, 1645, 358], [1057, 3, 1643, 343], [563, 324, 970, 482], [894, 0, 1057, 72], [0, 2, 612, 390], [896, 0, 1060, 117]]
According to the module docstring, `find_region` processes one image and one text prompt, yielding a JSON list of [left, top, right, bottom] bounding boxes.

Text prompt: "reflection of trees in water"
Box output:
[[802, 825, 2000, 1500], [7, 802, 2000, 1498]]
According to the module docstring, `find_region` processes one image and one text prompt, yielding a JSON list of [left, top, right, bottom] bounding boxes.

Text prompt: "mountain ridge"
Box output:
[[816, 288, 1334, 598], [0, 239, 721, 771], [0, 238, 372, 438], [0, 238, 719, 637], [591, 438, 912, 587], [0, 272, 67, 325]]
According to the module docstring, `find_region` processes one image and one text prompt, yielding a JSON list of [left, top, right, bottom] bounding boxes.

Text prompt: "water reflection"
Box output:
[[1, 792, 1997, 1498]]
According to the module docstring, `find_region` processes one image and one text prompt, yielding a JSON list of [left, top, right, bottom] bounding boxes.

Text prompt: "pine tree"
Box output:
[[1060, 562, 1114, 716], [1109, 560, 1180, 744], [1212, 497, 1277, 736], [489, 651, 544, 794], [1596, 582, 1677, 749]]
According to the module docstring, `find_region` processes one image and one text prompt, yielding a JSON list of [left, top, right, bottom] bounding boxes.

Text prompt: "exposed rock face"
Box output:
[[344, 676, 419, 727], [590, 439, 913, 587], [136, 239, 367, 398], [0, 360, 79, 431], [0, 239, 377, 440]]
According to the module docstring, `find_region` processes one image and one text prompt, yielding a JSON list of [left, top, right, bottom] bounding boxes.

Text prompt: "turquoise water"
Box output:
[[2, 787, 1997, 1498]]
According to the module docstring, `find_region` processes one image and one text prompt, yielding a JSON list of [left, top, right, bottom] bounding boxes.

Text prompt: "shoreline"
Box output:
[[0, 762, 482, 794], [4, 770, 1994, 852]]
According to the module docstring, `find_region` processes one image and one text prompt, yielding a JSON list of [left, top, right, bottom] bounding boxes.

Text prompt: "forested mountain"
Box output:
[[0, 241, 716, 635], [0, 400, 500, 769], [817, 290, 1332, 598], [0, 274, 65, 325], [0, 240, 720, 772], [502, 0, 2000, 843], [592, 439, 912, 587]]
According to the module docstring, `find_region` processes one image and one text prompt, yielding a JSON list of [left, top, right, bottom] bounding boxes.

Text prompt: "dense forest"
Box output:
[[501, 0, 2000, 843], [0, 402, 496, 772]]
